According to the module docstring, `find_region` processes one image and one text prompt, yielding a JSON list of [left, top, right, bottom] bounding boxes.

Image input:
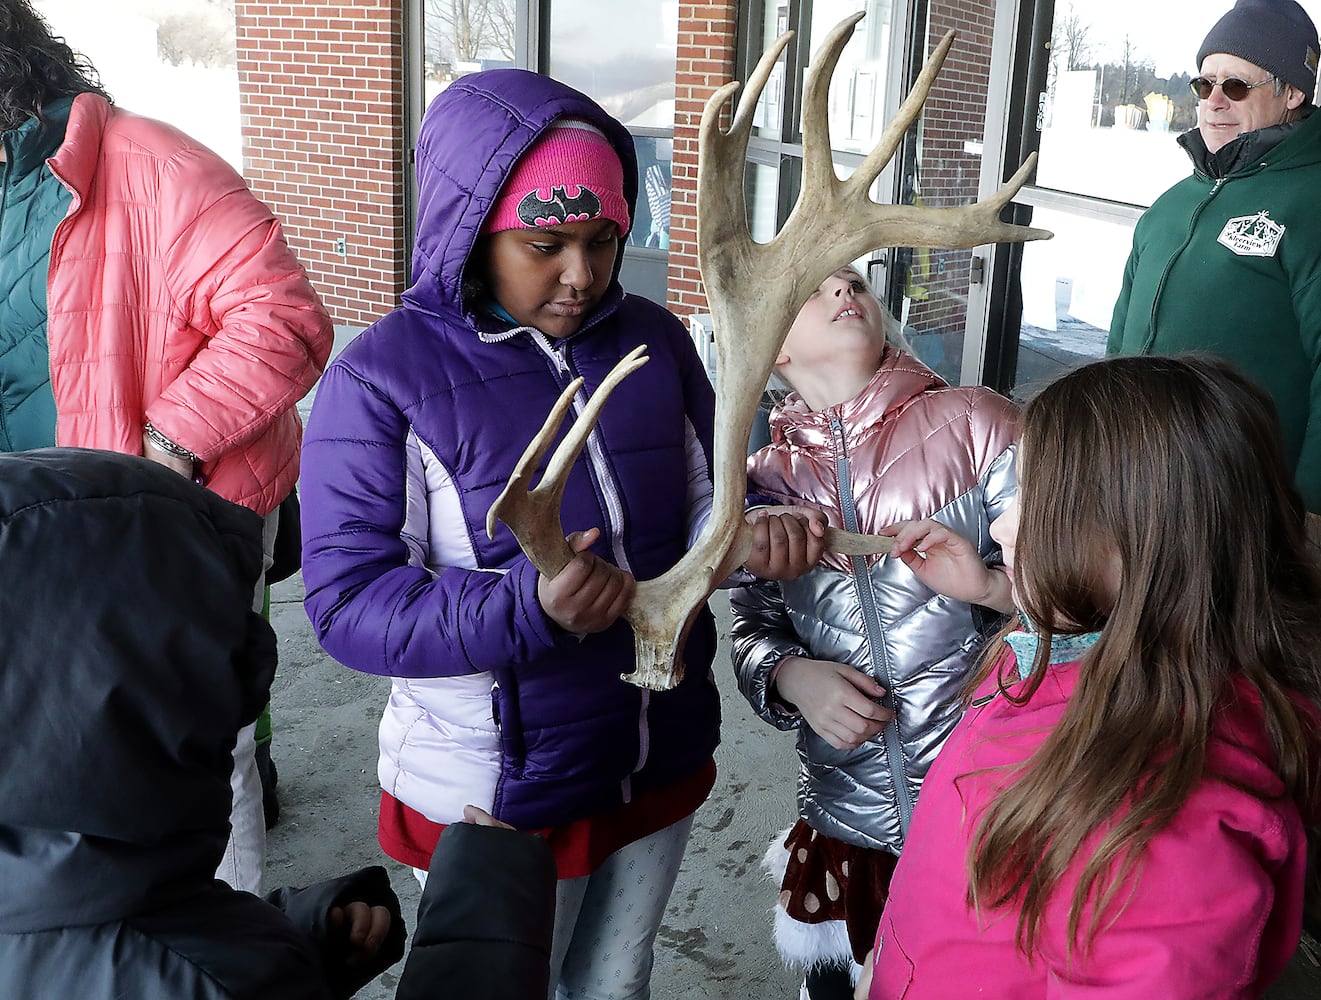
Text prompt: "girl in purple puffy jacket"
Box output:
[[300, 68, 816, 1000]]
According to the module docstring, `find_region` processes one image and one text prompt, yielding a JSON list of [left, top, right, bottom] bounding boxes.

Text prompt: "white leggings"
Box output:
[[413, 812, 694, 1000], [214, 508, 278, 895], [548, 812, 694, 1000]]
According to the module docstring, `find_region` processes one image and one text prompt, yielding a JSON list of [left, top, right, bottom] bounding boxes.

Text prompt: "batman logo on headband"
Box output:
[[516, 185, 603, 227]]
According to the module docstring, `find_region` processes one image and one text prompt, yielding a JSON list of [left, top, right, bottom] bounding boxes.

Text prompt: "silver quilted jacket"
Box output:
[[731, 347, 1017, 854]]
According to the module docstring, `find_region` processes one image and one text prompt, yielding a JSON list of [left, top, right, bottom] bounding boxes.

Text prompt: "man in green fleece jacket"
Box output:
[[1108, 0, 1321, 511]]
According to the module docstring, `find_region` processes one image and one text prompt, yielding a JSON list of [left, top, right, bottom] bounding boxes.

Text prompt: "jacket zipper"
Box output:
[[533, 335, 648, 785], [829, 416, 915, 839], [489, 680, 506, 813], [41, 158, 81, 447], [1144, 176, 1223, 352], [537, 336, 633, 574], [0, 150, 8, 448]]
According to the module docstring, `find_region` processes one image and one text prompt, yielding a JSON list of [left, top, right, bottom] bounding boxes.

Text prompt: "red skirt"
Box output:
[[778, 819, 898, 963]]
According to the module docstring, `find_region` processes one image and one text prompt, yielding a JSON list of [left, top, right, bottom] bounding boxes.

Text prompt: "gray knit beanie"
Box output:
[[1197, 0, 1320, 103]]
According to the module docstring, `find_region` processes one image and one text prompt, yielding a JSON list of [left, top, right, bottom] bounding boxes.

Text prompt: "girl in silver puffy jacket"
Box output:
[[730, 266, 1018, 999]]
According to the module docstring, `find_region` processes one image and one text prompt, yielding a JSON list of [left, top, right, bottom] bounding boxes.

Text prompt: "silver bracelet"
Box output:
[[144, 422, 197, 462]]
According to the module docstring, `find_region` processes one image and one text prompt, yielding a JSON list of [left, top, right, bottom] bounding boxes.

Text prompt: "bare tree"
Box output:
[[1056, 5, 1092, 71], [487, 0, 516, 61], [1118, 34, 1138, 105], [1045, 3, 1094, 124], [425, 0, 515, 68], [151, 0, 235, 67]]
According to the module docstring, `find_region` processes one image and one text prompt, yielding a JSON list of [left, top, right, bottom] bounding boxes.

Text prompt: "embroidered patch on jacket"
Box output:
[[1217, 211, 1285, 257]]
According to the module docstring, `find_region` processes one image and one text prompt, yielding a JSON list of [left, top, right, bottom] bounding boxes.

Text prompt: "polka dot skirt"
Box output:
[[778, 819, 899, 963]]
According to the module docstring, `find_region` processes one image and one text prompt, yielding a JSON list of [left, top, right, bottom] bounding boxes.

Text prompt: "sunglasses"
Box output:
[[1189, 75, 1275, 101]]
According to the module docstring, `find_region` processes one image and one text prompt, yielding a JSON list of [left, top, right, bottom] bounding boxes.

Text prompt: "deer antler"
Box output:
[[490, 14, 1050, 691], [486, 345, 649, 576]]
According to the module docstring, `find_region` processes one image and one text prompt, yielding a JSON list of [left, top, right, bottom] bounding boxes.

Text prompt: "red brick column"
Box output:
[[667, 3, 739, 317], [905, 0, 995, 333], [234, 1, 407, 329]]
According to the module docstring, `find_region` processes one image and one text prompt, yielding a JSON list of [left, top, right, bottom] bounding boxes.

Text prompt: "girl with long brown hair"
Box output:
[[865, 354, 1321, 998]]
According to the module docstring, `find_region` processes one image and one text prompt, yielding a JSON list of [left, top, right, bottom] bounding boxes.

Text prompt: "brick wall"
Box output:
[[904, 0, 995, 334], [228, 3, 993, 334], [667, 3, 740, 318], [234, 1, 407, 329]]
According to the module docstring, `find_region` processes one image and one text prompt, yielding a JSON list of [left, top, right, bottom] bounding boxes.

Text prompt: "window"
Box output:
[[629, 133, 674, 250], [420, 0, 517, 108], [548, 0, 678, 129]]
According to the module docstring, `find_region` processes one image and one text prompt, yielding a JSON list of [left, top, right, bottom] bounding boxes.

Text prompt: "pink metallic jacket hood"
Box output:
[[751, 347, 1016, 572]]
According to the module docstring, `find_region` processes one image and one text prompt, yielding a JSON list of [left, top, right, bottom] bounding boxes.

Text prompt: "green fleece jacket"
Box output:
[[1108, 111, 1321, 511]]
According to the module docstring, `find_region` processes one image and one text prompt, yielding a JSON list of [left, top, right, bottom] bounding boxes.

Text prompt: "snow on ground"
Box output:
[[34, 0, 242, 171]]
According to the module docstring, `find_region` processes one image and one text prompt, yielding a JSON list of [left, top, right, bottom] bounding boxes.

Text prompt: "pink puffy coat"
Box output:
[[45, 93, 332, 514], [870, 650, 1311, 999]]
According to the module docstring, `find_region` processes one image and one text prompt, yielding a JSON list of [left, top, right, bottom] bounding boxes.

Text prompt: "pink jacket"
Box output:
[[45, 94, 332, 514], [871, 652, 1311, 999]]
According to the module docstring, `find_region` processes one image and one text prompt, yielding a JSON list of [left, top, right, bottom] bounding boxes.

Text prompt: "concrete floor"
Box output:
[[265, 578, 1321, 999]]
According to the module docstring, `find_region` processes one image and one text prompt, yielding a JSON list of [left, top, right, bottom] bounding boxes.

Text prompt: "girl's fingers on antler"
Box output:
[[536, 537, 636, 636]]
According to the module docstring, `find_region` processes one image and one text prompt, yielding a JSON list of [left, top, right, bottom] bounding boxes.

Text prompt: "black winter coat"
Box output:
[[396, 821, 557, 1000], [0, 449, 403, 999]]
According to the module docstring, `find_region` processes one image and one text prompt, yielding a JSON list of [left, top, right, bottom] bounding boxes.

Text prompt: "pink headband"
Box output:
[[483, 120, 631, 236]]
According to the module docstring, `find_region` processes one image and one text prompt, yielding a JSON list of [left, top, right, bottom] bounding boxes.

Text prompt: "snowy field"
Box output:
[[34, 0, 242, 171]]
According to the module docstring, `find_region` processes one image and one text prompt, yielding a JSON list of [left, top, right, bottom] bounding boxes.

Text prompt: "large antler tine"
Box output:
[[957, 152, 1053, 245], [851, 30, 957, 193], [486, 377, 583, 574], [983, 152, 1052, 235], [990, 151, 1039, 207], [700, 81, 743, 141], [540, 345, 649, 486], [486, 347, 650, 579], [724, 27, 796, 139], [697, 83, 748, 245], [699, 30, 795, 247], [511, 380, 581, 489], [799, 11, 866, 183]]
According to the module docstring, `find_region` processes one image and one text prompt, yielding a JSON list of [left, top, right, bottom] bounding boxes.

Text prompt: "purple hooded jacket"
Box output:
[[300, 70, 721, 831]]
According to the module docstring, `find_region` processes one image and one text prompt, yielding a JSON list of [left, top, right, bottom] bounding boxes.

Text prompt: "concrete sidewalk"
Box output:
[[266, 576, 1321, 999]]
